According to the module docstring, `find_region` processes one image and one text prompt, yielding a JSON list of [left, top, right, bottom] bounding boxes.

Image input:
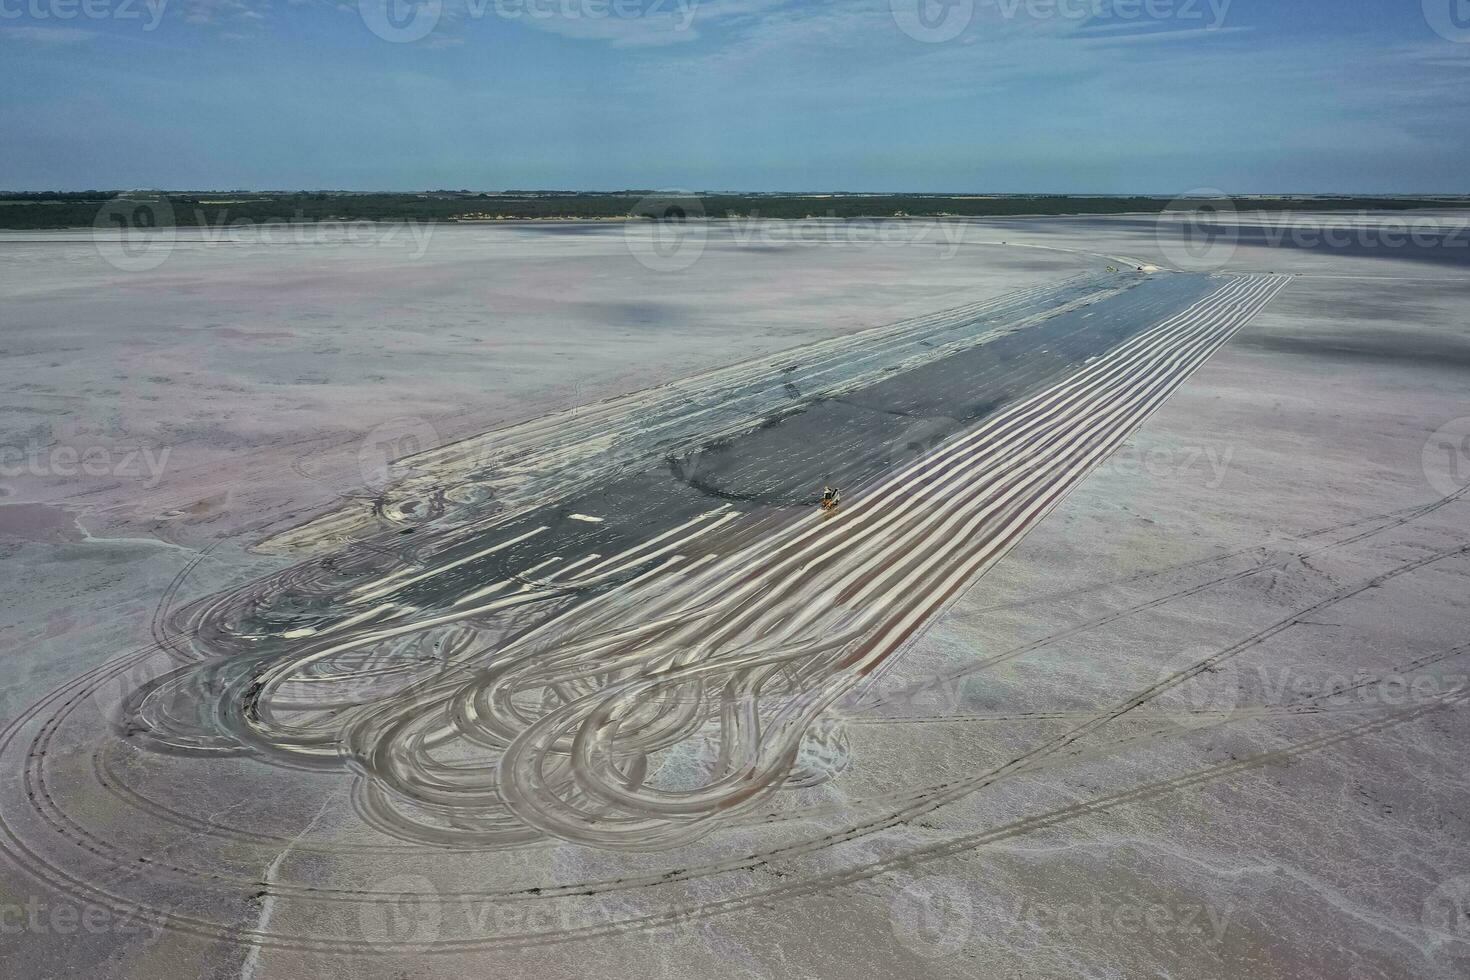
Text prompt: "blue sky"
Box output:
[[2, 0, 1468, 191]]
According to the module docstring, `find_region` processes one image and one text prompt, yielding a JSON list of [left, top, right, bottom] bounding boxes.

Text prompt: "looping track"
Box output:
[[335, 275, 1293, 849], [103, 274, 1285, 849], [21, 271, 1454, 959]]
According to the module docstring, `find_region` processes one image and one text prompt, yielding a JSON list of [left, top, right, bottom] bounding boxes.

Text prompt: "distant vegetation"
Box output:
[[0, 190, 1461, 230]]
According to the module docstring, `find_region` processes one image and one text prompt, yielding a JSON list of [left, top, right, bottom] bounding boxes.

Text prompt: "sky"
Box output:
[[2, 0, 1469, 192]]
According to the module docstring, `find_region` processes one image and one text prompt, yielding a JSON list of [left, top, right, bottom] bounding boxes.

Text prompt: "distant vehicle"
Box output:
[[820, 486, 842, 512]]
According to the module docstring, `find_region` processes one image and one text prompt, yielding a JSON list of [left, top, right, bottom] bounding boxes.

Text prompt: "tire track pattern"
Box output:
[[8, 273, 1465, 958], [261, 273, 1130, 552], [328, 275, 1292, 849]]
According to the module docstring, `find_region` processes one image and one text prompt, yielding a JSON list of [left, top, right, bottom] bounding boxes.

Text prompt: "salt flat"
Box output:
[[1, 213, 1467, 979]]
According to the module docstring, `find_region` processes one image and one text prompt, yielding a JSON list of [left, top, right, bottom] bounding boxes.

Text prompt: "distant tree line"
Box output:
[[0, 191, 1454, 230]]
